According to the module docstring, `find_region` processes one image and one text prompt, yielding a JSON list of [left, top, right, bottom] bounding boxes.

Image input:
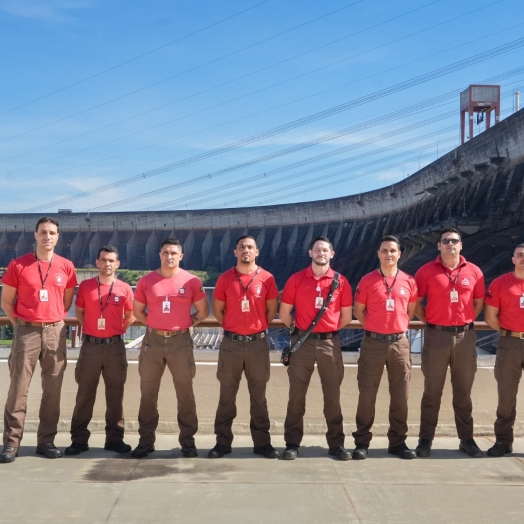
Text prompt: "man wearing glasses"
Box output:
[[414, 227, 485, 458]]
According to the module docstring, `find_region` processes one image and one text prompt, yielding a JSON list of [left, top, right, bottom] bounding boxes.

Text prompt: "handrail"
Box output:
[[0, 317, 495, 330]]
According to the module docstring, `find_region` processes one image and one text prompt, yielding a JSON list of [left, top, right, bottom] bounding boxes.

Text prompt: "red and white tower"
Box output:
[[460, 85, 500, 145]]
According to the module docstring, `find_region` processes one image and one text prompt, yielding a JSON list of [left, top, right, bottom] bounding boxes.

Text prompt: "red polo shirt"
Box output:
[[214, 266, 278, 335], [415, 255, 484, 326], [134, 269, 206, 330], [355, 269, 418, 334], [281, 266, 352, 333], [485, 272, 524, 332], [1, 252, 77, 322], [76, 277, 134, 337]]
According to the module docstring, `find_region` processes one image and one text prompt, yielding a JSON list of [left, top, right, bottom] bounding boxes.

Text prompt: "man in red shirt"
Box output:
[[132, 238, 208, 458], [64, 246, 135, 456], [352, 235, 418, 460], [209, 235, 279, 459], [280, 236, 353, 460], [0, 217, 77, 464], [484, 243, 524, 457], [414, 227, 484, 458]]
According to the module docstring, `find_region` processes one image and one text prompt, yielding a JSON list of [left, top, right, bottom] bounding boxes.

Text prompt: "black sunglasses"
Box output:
[[440, 238, 460, 245]]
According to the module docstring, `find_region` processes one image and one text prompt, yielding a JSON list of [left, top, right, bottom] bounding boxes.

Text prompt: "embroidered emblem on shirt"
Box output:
[[461, 278, 470, 286], [55, 273, 64, 285]]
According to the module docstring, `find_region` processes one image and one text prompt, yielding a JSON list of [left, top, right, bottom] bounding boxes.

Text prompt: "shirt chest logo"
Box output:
[[461, 278, 470, 286], [399, 287, 405, 295], [54, 273, 64, 286], [255, 285, 262, 296]]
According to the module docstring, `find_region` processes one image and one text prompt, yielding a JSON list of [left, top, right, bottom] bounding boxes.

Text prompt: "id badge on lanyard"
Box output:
[[241, 298, 250, 312], [315, 285, 323, 309], [39, 289, 49, 302], [386, 299, 395, 311], [450, 290, 459, 303], [162, 296, 171, 313], [520, 295, 524, 309], [97, 318, 106, 330]]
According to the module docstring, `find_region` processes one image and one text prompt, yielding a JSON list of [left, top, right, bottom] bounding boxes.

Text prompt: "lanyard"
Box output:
[[97, 277, 116, 317], [442, 266, 462, 290], [379, 268, 399, 294], [34, 252, 53, 289], [234, 268, 260, 298]]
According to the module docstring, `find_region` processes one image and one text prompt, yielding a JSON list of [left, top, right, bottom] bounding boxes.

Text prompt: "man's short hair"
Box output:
[[379, 235, 401, 250], [439, 227, 461, 241], [309, 236, 333, 251], [160, 238, 183, 251], [97, 245, 119, 260], [35, 217, 59, 233], [514, 243, 524, 253], [235, 235, 257, 247]]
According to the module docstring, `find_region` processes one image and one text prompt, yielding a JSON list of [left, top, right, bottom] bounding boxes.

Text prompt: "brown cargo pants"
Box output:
[[493, 336, 524, 446], [284, 335, 345, 448], [70, 339, 128, 445], [353, 335, 411, 447], [419, 327, 477, 441], [137, 330, 197, 447], [214, 336, 271, 448], [3, 321, 67, 448]]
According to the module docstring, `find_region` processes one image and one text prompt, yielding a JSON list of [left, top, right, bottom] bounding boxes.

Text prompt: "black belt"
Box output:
[[426, 322, 474, 333], [83, 334, 123, 345], [296, 329, 338, 340], [365, 330, 404, 342], [223, 330, 266, 342], [500, 329, 524, 339]]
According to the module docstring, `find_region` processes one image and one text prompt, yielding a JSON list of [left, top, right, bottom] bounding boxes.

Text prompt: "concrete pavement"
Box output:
[[1, 434, 524, 523]]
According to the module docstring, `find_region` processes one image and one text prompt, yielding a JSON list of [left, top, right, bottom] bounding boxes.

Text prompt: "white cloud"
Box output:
[[0, 0, 94, 22]]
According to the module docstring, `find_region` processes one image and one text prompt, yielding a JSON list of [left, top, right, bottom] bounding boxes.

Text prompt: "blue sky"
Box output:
[[0, 0, 523, 213]]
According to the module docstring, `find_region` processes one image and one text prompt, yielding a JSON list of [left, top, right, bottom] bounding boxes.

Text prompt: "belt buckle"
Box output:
[[231, 334, 238, 341], [450, 326, 459, 334], [520, 332, 524, 340]]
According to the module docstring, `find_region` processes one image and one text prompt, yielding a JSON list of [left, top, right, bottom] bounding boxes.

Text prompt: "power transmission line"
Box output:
[[22, 36, 524, 212]]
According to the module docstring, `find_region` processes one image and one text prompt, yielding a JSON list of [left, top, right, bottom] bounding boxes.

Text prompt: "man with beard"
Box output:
[[352, 235, 418, 460], [279, 236, 353, 460], [208, 235, 279, 459]]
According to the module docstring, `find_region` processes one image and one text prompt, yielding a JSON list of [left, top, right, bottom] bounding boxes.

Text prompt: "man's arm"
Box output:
[[414, 297, 426, 322], [279, 302, 294, 328], [473, 298, 484, 318], [75, 305, 85, 326], [213, 298, 226, 326], [339, 306, 353, 329], [192, 297, 209, 326], [0, 284, 18, 325], [353, 302, 366, 326], [407, 301, 417, 321], [484, 304, 500, 331], [266, 298, 278, 324], [133, 300, 148, 326], [64, 288, 75, 313], [123, 309, 135, 330]]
